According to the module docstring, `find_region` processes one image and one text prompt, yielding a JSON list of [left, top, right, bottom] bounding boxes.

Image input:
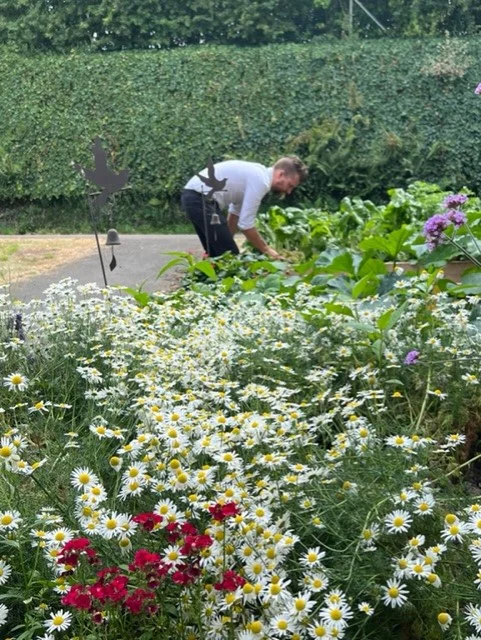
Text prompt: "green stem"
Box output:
[[345, 495, 390, 588], [30, 473, 71, 522], [444, 236, 481, 268], [444, 451, 481, 479], [465, 221, 481, 258], [413, 367, 431, 434]]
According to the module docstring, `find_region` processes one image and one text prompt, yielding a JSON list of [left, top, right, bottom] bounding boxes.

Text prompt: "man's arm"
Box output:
[[227, 213, 238, 235], [242, 227, 281, 259], [236, 186, 282, 259]]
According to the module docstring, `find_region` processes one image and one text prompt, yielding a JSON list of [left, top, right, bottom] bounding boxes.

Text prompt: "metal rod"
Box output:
[[87, 198, 108, 287], [353, 0, 386, 31], [201, 191, 211, 256], [349, 0, 353, 36]]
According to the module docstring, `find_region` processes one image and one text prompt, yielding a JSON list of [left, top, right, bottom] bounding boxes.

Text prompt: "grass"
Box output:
[[0, 241, 19, 261], [0, 237, 97, 285]]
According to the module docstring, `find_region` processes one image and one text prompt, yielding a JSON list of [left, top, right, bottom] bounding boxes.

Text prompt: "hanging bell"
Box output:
[[105, 228, 121, 246], [210, 212, 221, 225], [105, 229, 120, 271]]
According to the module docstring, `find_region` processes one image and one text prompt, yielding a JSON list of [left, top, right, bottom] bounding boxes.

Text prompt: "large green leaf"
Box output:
[[194, 260, 218, 280]]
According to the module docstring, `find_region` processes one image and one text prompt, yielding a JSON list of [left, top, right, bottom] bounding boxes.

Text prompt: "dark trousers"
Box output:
[[181, 189, 239, 258]]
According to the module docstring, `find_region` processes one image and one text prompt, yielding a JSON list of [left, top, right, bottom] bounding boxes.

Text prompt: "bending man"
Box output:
[[181, 156, 307, 258]]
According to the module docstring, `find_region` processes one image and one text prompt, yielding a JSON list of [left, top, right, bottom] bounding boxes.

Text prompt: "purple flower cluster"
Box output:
[[443, 194, 468, 209], [423, 214, 450, 250], [475, 83, 481, 95], [423, 193, 467, 250], [404, 350, 420, 365]]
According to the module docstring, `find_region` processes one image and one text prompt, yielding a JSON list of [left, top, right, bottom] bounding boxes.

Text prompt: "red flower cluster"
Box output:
[[132, 512, 163, 532], [59, 520, 214, 621], [214, 570, 246, 592], [57, 537, 97, 568], [208, 502, 240, 522], [62, 555, 164, 616]]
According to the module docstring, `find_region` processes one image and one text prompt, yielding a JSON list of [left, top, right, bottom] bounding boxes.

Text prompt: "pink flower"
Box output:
[[475, 83, 481, 95]]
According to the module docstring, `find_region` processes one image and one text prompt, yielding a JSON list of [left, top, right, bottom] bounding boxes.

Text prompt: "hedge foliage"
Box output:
[[1, 37, 481, 226], [1, 0, 479, 51]]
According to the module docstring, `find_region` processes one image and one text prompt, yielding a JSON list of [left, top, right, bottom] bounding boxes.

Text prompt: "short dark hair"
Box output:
[[274, 156, 308, 183]]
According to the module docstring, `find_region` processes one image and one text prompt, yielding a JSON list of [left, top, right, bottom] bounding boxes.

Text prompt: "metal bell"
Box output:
[[105, 228, 121, 245], [210, 212, 221, 225]]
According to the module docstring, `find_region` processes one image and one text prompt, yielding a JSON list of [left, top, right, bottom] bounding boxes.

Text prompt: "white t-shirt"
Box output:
[[184, 160, 273, 230]]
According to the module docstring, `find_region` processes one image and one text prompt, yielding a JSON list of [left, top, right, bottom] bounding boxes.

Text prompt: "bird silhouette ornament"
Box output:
[[73, 137, 129, 209], [196, 157, 227, 199], [73, 137, 129, 278]]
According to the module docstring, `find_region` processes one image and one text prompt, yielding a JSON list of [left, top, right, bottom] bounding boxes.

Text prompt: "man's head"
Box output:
[[271, 156, 308, 195]]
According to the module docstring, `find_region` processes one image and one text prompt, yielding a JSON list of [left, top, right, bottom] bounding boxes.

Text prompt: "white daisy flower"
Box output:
[[3, 373, 28, 391], [0, 510, 22, 530], [44, 609, 72, 633], [385, 510, 412, 534], [0, 560, 12, 585], [358, 601, 374, 616], [381, 579, 409, 608], [0, 603, 8, 626], [466, 603, 481, 633], [70, 467, 99, 490]]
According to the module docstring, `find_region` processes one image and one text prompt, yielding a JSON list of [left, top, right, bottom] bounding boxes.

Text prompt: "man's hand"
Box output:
[[264, 246, 282, 260], [242, 228, 282, 259]]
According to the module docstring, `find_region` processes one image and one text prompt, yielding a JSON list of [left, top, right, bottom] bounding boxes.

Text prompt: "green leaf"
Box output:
[[221, 276, 235, 292], [358, 258, 387, 278], [359, 226, 413, 260], [352, 274, 375, 299], [324, 302, 354, 317], [294, 257, 317, 275], [194, 260, 217, 280], [377, 308, 394, 331], [157, 257, 188, 278], [448, 269, 481, 294], [319, 252, 354, 276], [241, 279, 257, 291], [123, 287, 151, 307], [420, 243, 461, 265], [249, 260, 279, 273], [346, 320, 379, 335]]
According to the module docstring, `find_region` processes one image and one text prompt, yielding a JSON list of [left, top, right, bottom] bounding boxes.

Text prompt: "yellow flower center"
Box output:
[[250, 621, 262, 634], [295, 599, 306, 611]]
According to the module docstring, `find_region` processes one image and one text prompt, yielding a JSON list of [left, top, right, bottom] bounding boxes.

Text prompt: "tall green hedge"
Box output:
[[1, 38, 481, 226]]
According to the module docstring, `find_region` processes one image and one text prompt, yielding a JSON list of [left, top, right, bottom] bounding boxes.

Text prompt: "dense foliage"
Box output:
[[1, 268, 481, 639], [0, 0, 480, 51], [3, 186, 481, 638], [0, 37, 481, 230]]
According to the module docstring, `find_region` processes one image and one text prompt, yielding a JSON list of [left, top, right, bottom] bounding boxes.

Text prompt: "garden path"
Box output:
[[4, 234, 203, 302]]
